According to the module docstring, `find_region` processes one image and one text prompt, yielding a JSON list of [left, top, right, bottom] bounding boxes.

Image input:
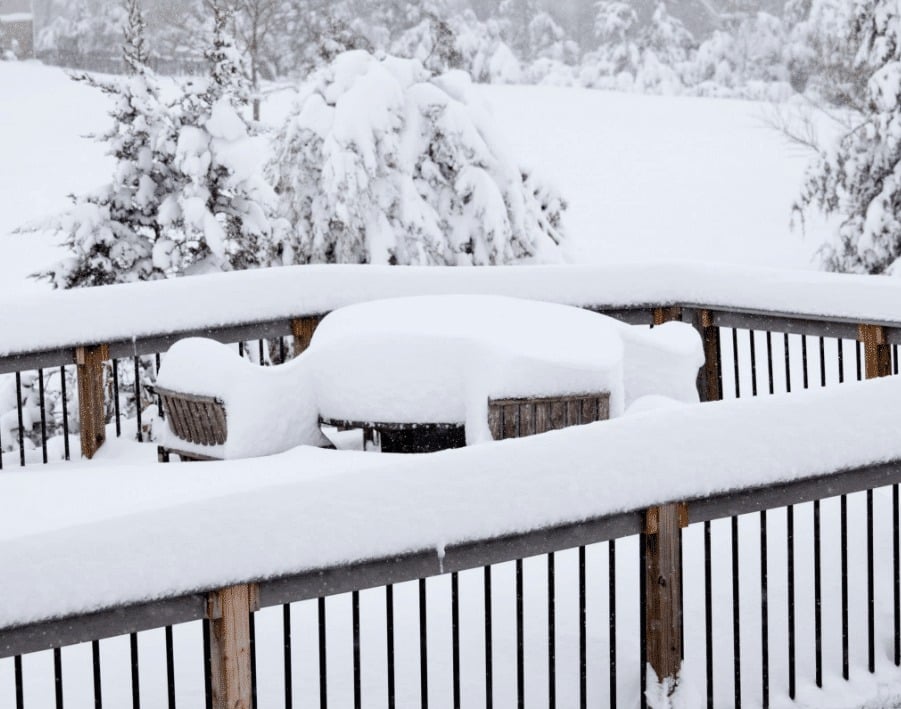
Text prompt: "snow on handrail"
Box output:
[[2, 261, 901, 360], [1, 375, 900, 632]]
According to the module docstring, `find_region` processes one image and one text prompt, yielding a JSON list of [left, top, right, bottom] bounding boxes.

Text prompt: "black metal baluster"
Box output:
[[749, 331, 758, 396], [112, 359, 121, 437], [92, 639, 102, 709], [258, 339, 265, 365], [283, 604, 293, 709], [318, 597, 327, 709], [784, 334, 792, 394], [14, 655, 23, 709], [705, 521, 713, 709], [387, 585, 396, 709], [857, 341, 863, 381], [38, 369, 47, 463], [732, 516, 741, 709], [54, 647, 63, 709], [841, 494, 849, 680], [249, 612, 257, 709], [515, 560, 524, 709], [766, 332, 774, 395], [801, 336, 809, 390], [15, 372, 25, 466], [420, 578, 429, 709], [203, 619, 212, 709], [579, 546, 587, 709], [868, 490, 875, 673], [483, 568, 493, 709], [547, 553, 556, 709], [838, 340, 845, 384], [130, 632, 140, 709], [732, 328, 741, 399], [814, 500, 822, 687], [238, 342, 245, 358], [788, 505, 796, 699], [165, 626, 175, 709], [60, 366, 70, 461], [133, 357, 143, 442], [760, 510, 769, 709], [451, 573, 461, 709], [715, 324, 724, 399], [640, 536, 647, 709], [352, 591, 361, 709], [818, 337, 826, 387], [155, 354, 163, 418], [609, 540, 617, 709], [895, 485, 900, 667]]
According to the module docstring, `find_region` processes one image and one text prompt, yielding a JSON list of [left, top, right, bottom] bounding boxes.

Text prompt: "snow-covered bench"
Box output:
[[155, 295, 703, 459]]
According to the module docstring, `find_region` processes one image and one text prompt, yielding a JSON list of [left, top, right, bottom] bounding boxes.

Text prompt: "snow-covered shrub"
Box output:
[[634, 3, 695, 93], [795, 0, 901, 275], [581, 2, 694, 94], [580, 1, 641, 89], [688, 12, 790, 98], [268, 51, 567, 266]]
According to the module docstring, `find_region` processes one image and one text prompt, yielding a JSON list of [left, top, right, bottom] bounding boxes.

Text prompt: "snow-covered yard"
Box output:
[[3, 58, 899, 709], [0, 60, 830, 298]]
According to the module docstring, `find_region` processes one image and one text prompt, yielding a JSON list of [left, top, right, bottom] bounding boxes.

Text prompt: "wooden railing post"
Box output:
[[652, 306, 682, 326], [74, 344, 109, 459], [291, 315, 323, 357], [685, 309, 722, 402], [207, 583, 259, 709], [644, 503, 688, 696], [858, 324, 892, 379]]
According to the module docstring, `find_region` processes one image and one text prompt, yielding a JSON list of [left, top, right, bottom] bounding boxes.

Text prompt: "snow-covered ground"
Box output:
[[0, 59, 884, 709], [0, 60, 830, 301]]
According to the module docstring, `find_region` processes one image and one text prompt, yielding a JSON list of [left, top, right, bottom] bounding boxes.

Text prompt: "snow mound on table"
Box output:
[[155, 338, 329, 459], [307, 295, 702, 443], [621, 321, 704, 405]]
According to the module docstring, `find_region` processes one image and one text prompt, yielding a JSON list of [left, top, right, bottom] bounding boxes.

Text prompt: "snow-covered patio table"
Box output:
[[305, 295, 706, 451], [156, 295, 705, 458]]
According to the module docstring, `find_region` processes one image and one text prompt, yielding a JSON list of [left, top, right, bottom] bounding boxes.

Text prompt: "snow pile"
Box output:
[[155, 338, 329, 459], [268, 51, 566, 266], [308, 296, 626, 442], [156, 296, 701, 453], [621, 322, 703, 405], [3, 375, 901, 629], [308, 296, 701, 442]]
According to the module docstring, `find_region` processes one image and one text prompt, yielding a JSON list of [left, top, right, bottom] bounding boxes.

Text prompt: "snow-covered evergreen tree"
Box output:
[[34, 0, 173, 288], [689, 11, 789, 97], [268, 51, 567, 266], [157, 0, 275, 274], [796, 0, 901, 274], [580, 1, 641, 89], [390, 0, 464, 75], [635, 3, 695, 92], [783, 0, 866, 106]]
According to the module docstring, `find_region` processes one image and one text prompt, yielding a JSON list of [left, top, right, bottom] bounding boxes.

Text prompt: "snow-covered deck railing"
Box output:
[[2, 376, 901, 707], [3, 260, 901, 462], [3, 261, 901, 366]]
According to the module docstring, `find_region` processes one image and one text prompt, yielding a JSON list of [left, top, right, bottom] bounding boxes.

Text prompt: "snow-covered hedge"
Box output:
[[268, 51, 567, 266]]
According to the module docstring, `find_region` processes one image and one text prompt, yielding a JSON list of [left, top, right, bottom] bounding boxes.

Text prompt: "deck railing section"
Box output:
[[2, 301, 898, 465], [2, 270, 901, 708]]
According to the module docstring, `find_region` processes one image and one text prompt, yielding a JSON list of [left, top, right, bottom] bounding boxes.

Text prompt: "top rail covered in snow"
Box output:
[[2, 375, 901, 657], [2, 261, 901, 367]]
